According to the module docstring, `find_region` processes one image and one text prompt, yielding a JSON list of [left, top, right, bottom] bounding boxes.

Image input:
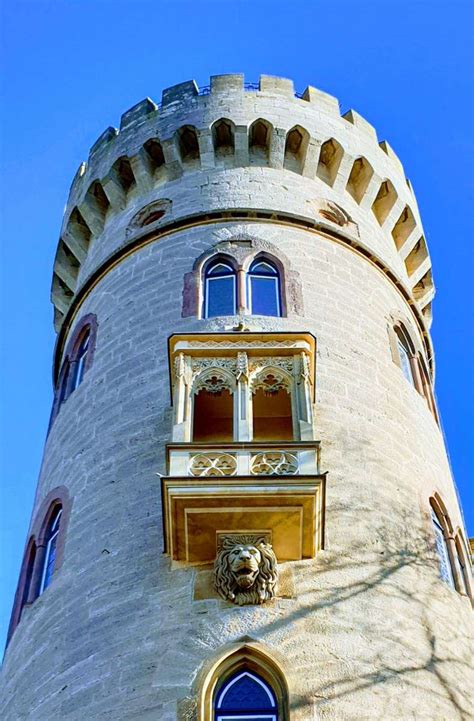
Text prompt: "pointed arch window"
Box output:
[[431, 507, 455, 589], [71, 330, 90, 391], [248, 260, 281, 317], [204, 261, 237, 318], [215, 669, 278, 721], [394, 325, 414, 386], [39, 507, 62, 594]]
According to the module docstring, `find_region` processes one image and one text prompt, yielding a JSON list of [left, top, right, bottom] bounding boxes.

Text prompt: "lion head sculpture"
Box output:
[[214, 535, 278, 605]]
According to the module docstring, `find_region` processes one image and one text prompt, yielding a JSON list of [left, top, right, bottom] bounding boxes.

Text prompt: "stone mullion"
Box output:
[[235, 353, 250, 441]]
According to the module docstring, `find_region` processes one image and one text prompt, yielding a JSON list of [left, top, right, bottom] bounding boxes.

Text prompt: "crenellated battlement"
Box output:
[[52, 74, 434, 340]]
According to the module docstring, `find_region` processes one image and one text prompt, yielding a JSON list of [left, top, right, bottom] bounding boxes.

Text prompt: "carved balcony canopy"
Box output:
[[167, 332, 317, 444], [161, 472, 325, 565]]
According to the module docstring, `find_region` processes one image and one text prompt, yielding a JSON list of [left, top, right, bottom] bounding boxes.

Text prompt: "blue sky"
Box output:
[[1, 0, 473, 652]]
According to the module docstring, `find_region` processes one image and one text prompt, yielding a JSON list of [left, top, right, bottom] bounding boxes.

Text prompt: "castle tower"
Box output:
[[2, 75, 472, 720]]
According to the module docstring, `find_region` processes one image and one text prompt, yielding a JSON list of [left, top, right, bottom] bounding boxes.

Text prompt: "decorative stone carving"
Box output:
[[193, 374, 231, 395], [188, 339, 296, 348], [214, 534, 278, 605], [298, 353, 311, 385], [236, 352, 249, 381], [317, 199, 353, 227], [126, 198, 172, 236], [251, 371, 291, 396], [189, 453, 237, 477], [248, 357, 294, 374], [192, 360, 237, 396], [191, 357, 237, 374], [250, 451, 298, 476]]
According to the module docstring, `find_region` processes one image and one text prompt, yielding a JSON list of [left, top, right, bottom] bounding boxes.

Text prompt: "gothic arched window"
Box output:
[[215, 669, 278, 721], [248, 259, 281, 317], [204, 260, 237, 318], [39, 507, 63, 594]]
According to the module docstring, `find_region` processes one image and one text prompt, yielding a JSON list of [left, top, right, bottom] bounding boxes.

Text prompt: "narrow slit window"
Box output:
[[431, 509, 455, 589], [204, 262, 237, 318], [394, 327, 414, 386], [248, 260, 281, 317], [72, 331, 90, 391], [40, 508, 63, 594]]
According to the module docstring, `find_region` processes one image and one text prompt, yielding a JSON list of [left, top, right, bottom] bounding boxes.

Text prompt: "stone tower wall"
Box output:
[[1, 75, 472, 721]]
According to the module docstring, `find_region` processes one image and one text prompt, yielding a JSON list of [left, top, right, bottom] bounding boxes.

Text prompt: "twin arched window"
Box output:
[[391, 322, 437, 421], [204, 257, 282, 318], [215, 669, 278, 720], [430, 497, 472, 599]]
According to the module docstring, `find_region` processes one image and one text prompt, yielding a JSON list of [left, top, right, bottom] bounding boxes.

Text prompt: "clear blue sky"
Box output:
[[1, 0, 473, 652]]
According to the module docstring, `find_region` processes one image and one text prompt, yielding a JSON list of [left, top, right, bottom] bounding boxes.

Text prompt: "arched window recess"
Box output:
[[202, 255, 283, 319], [71, 329, 90, 392], [7, 488, 71, 645], [428, 496, 471, 598], [197, 642, 289, 721], [430, 504, 455, 589], [394, 324, 416, 387], [204, 259, 237, 318], [50, 314, 98, 427], [250, 367, 296, 442], [247, 259, 281, 317], [39, 506, 63, 594]]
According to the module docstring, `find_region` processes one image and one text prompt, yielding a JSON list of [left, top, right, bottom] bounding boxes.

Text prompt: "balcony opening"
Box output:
[[253, 385, 293, 441], [193, 388, 233, 442]]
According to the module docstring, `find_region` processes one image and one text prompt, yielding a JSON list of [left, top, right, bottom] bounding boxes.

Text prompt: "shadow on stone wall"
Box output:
[[252, 514, 473, 720]]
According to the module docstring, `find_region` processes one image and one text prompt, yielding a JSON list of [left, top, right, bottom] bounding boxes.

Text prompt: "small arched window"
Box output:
[[394, 325, 415, 386], [431, 506, 455, 589], [248, 260, 281, 317], [71, 330, 90, 391], [39, 507, 62, 594], [215, 669, 278, 721], [204, 261, 237, 318]]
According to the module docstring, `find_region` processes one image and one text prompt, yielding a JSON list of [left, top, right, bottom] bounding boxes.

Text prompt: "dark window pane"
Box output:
[[206, 276, 235, 317], [250, 276, 279, 316], [219, 672, 275, 709]]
